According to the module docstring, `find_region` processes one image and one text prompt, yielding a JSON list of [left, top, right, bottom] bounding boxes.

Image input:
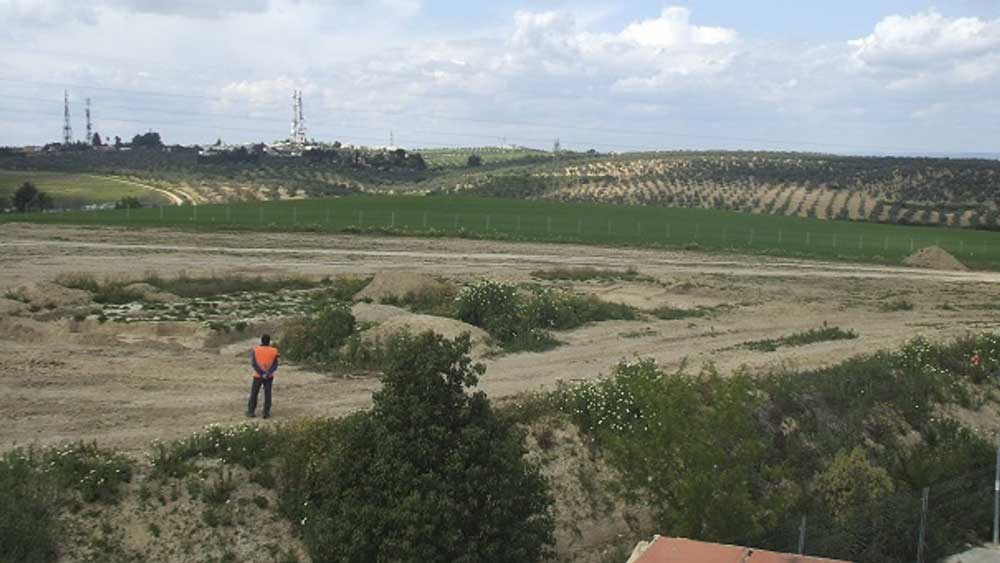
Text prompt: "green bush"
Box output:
[[282, 304, 357, 366], [292, 332, 554, 562], [745, 326, 857, 352], [0, 451, 60, 563], [455, 281, 636, 351]]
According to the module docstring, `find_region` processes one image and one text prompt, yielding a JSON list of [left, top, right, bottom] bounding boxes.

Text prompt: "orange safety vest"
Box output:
[[253, 345, 279, 378]]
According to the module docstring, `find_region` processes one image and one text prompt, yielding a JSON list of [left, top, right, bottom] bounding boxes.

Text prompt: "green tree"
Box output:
[[13, 182, 53, 213], [299, 332, 554, 562], [467, 154, 483, 167], [114, 196, 142, 209], [131, 131, 163, 149], [815, 447, 894, 523], [91, 133, 102, 147]]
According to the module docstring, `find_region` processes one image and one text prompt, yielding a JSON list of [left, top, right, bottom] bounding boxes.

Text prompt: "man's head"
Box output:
[[261, 334, 271, 346]]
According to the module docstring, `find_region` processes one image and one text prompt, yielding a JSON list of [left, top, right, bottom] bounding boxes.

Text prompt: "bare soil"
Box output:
[[3, 223, 1000, 453]]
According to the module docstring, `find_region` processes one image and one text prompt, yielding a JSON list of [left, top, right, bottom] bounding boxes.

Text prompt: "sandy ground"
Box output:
[[4, 223, 1000, 453]]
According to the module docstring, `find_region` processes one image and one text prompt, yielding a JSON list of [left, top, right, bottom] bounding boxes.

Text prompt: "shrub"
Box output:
[[815, 447, 895, 523], [282, 304, 357, 366], [294, 332, 554, 562], [0, 450, 60, 563], [455, 281, 636, 351], [530, 267, 643, 282], [745, 326, 857, 352]]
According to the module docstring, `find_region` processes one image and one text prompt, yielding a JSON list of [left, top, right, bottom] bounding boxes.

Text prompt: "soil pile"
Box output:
[[124, 282, 181, 303], [351, 302, 410, 324], [358, 314, 490, 356], [6, 282, 91, 308], [353, 272, 448, 303], [0, 297, 26, 316], [904, 246, 968, 271]]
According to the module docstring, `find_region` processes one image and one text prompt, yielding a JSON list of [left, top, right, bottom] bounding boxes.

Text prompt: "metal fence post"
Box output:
[[259, 206, 263, 225], [797, 515, 806, 555], [993, 433, 1000, 545], [547, 216, 552, 234], [422, 212, 427, 229], [917, 486, 929, 563], [159, 206, 164, 220], [391, 211, 396, 228], [293, 207, 297, 225]]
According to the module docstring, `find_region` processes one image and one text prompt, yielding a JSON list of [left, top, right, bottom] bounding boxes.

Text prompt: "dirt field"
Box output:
[[3, 222, 1000, 453]]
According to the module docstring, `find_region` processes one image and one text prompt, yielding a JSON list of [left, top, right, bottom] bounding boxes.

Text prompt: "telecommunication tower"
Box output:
[[85, 98, 93, 144], [62, 90, 73, 145], [290, 90, 307, 144]]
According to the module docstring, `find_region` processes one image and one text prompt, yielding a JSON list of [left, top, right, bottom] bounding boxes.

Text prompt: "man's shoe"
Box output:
[[246, 412, 256, 418], [262, 413, 270, 420]]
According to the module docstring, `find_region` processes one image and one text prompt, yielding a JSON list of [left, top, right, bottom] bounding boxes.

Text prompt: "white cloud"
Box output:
[[849, 10, 1000, 86], [619, 6, 736, 49]]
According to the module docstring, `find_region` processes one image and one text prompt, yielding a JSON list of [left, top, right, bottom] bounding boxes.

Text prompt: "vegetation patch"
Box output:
[[530, 266, 646, 282], [650, 304, 728, 320], [745, 325, 858, 352], [880, 298, 915, 312], [549, 333, 1000, 563], [455, 280, 638, 352]]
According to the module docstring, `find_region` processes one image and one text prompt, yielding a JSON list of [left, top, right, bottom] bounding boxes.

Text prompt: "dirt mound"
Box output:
[[351, 302, 410, 324], [0, 298, 26, 317], [6, 282, 91, 308], [358, 314, 490, 356], [353, 272, 448, 303], [904, 246, 968, 271], [123, 282, 181, 303]]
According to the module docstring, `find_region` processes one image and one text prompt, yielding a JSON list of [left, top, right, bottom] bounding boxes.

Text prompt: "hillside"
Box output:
[[2, 148, 999, 229]]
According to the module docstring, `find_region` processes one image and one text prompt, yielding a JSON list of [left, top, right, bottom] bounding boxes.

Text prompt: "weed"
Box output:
[[650, 304, 725, 320], [202, 467, 236, 505], [148, 522, 161, 538], [745, 326, 858, 352], [531, 266, 646, 282], [252, 495, 270, 509], [881, 299, 915, 312]]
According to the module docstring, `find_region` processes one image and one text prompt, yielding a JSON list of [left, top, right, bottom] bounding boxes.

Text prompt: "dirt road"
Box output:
[[3, 223, 1000, 452]]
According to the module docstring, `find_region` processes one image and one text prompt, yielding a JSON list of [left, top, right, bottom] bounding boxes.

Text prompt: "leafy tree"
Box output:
[[298, 332, 554, 562], [815, 447, 894, 524], [114, 196, 142, 209], [13, 182, 53, 213], [91, 133, 102, 147], [113, 136, 122, 148], [131, 131, 163, 149], [467, 154, 483, 167]]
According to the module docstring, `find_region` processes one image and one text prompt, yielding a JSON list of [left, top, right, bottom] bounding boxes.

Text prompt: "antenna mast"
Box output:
[[297, 90, 306, 143], [85, 98, 93, 144], [62, 90, 73, 145]]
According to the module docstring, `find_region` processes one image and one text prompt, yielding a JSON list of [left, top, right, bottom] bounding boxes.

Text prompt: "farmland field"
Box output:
[[0, 169, 174, 207], [6, 193, 1000, 269]]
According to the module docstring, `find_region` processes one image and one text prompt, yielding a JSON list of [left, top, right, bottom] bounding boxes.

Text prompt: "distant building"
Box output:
[[626, 537, 854, 563]]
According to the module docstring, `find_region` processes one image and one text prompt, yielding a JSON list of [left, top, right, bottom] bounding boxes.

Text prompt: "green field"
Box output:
[[0, 170, 172, 208], [5, 194, 1000, 270]]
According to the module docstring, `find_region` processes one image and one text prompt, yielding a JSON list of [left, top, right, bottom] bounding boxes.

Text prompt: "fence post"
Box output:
[[193, 205, 197, 222], [293, 207, 298, 225], [806, 232, 810, 246], [226, 206, 231, 223], [833, 233, 837, 249], [607, 220, 612, 235], [453, 215, 458, 230], [359, 210, 364, 226], [516, 215, 521, 232], [326, 208, 331, 224], [422, 212, 427, 229], [859, 234, 863, 250], [884, 236, 888, 251], [722, 227, 727, 245], [391, 211, 396, 228], [665, 224, 670, 239], [778, 230, 782, 244], [917, 486, 929, 563], [797, 515, 807, 555], [637, 222, 642, 236], [159, 206, 164, 221], [547, 216, 552, 234], [993, 433, 1000, 546], [577, 218, 582, 235], [910, 238, 914, 252], [126, 207, 131, 220], [749, 229, 754, 246], [694, 224, 700, 239], [486, 215, 491, 230], [259, 206, 263, 225]]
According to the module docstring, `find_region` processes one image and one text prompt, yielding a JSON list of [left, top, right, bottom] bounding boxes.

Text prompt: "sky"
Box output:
[[1, 0, 999, 155]]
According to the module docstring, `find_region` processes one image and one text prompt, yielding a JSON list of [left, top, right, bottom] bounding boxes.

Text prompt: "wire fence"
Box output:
[[745, 465, 997, 563], [17, 198, 1000, 269]]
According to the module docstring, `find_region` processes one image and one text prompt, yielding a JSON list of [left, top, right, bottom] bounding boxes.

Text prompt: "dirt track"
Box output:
[[3, 223, 1000, 452]]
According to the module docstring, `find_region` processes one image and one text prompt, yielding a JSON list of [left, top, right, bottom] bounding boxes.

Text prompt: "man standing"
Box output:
[[248, 334, 279, 419]]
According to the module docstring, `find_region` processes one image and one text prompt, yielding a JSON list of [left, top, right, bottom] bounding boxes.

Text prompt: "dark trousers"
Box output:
[[247, 377, 273, 416]]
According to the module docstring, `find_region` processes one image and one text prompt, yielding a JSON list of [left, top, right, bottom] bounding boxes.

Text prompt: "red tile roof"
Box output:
[[631, 537, 854, 563]]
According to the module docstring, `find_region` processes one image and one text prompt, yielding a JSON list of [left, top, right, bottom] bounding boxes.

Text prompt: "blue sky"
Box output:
[[1, 0, 999, 155]]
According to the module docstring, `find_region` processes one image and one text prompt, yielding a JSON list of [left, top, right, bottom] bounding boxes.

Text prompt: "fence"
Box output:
[[30, 199, 1000, 268], [741, 463, 997, 563]]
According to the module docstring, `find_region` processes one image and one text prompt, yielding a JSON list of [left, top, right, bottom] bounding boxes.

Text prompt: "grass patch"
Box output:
[[144, 272, 318, 299], [745, 326, 858, 352], [650, 304, 726, 320], [530, 266, 646, 282], [379, 281, 459, 316], [455, 281, 638, 352], [880, 299, 915, 312]]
